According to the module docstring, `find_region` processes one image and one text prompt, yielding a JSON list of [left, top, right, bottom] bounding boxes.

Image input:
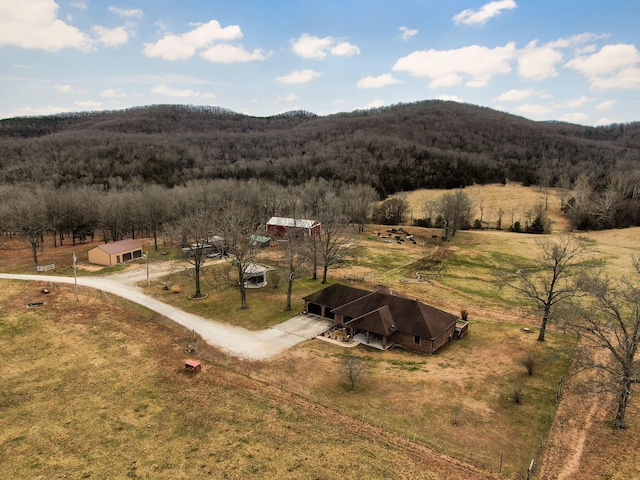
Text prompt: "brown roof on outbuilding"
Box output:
[[96, 239, 142, 255]]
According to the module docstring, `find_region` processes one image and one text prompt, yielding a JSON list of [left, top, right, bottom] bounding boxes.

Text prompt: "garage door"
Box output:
[[307, 303, 322, 315]]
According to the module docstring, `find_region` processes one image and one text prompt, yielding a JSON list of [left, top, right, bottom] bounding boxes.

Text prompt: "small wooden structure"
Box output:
[[184, 359, 201, 373]]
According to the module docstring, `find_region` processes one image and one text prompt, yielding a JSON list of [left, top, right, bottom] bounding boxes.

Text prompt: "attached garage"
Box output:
[[302, 284, 370, 320], [88, 239, 143, 266]]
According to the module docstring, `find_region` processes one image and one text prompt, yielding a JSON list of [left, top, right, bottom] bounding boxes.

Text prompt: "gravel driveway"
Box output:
[[0, 272, 331, 361]]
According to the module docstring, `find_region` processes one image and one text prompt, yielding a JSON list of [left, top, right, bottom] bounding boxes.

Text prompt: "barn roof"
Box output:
[[94, 239, 142, 255], [267, 216, 319, 229]]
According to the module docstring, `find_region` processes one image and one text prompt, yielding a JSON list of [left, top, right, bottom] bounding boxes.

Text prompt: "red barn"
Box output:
[[266, 217, 321, 239]]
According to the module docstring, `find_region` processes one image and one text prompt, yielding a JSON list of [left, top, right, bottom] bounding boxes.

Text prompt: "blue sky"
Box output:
[[1, 0, 639, 125]]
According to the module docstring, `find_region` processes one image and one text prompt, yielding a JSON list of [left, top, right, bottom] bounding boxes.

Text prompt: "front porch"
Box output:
[[352, 332, 394, 351]]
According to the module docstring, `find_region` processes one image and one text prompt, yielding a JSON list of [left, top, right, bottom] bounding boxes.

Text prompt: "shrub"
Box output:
[[521, 352, 536, 376], [511, 386, 524, 404]]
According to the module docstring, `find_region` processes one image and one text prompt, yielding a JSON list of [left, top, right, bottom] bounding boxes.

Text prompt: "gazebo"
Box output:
[[243, 263, 267, 288]]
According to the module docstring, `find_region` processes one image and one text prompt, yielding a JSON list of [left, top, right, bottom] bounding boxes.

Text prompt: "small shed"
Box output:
[[184, 359, 201, 372], [243, 263, 267, 288], [250, 234, 271, 248], [88, 239, 143, 266]]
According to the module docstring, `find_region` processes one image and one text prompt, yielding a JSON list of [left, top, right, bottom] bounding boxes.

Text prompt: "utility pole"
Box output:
[[72, 251, 78, 301], [145, 251, 150, 286]]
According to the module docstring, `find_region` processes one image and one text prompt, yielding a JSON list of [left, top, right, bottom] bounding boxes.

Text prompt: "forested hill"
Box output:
[[1, 101, 639, 195]]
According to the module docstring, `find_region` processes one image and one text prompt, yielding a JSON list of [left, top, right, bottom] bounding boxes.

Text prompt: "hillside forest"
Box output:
[[1, 100, 639, 251]]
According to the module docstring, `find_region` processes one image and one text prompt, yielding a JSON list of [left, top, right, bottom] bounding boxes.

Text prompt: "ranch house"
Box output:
[[303, 284, 467, 354], [266, 217, 321, 239], [88, 239, 143, 266]]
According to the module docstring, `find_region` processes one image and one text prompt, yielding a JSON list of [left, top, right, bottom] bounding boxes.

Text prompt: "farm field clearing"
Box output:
[[1, 183, 640, 478]]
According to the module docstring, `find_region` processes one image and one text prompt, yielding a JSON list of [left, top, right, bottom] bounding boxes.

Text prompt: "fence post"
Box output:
[[527, 457, 535, 480]]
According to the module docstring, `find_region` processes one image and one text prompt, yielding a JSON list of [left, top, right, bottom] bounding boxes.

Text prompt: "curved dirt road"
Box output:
[[0, 273, 328, 361]]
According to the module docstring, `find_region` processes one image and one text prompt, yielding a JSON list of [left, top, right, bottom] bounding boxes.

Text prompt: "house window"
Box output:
[[414, 335, 421, 345]]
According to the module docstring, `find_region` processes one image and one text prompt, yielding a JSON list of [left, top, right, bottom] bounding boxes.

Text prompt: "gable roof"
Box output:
[[334, 289, 457, 340], [95, 239, 142, 255], [346, 305, 397, 336], [267, 216, 319, 229], [302, 284, 370, 311]]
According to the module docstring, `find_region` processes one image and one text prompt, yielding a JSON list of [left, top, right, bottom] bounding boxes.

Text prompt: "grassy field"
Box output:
[[0, 281, 498, 480], [2, 183, 640, 479]]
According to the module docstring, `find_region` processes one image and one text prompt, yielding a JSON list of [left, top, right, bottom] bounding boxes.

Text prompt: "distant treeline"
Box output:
[[1, 101, 639, 197]]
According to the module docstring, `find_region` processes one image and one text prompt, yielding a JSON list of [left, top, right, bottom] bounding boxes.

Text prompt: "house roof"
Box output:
[[95, 239, 142, 255], [267, 216, 319, 229], [334, 289, 458, 340], [302, 284, 370, 311], [346, 305, 397, 336]]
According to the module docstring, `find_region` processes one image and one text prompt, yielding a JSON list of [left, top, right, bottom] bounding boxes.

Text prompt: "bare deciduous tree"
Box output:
[[438, 189, 474, 240], [504, 235, 591, 341], [341, 355, 366, 390], [217, 206, 265, 310], [570, 258, 640, 428], [178, 211, 214, 299], [8, 188, 48, 265]]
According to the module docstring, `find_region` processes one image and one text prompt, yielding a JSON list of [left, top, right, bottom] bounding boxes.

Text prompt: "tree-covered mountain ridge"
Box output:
[[1, 100, 639, 195]]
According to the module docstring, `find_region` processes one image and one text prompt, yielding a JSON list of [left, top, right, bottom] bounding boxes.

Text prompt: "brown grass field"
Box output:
[[1, 183, 640, 479]]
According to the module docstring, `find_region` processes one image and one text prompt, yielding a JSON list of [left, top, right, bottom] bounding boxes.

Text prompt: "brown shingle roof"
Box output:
[[302, 284, 370, 311], [346, 305, 397, 336], [334, 289, 457, 340]]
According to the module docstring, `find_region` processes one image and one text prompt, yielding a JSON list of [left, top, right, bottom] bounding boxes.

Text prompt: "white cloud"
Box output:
[[5, 105, 71, 118], [152, 84, 201, 98], [495, 88, 536, 102], [292, 34, 334, 59], [100, 88, 126, 98], [560, 112, 589, 124], [357, 74, 403, 88], [514, 96, 590, 118], [596, 100, 616, 110], [364, 100, 386, 109], [560, 96, 589, 108], [55, 84, 73, 93], [331, 42, 360, 57], [150, 84, 216, 99], [453, 0, 516, 26], [275, 69, 321, 85], [0, 0, 93, 52], [93, 25, 129, 47], [392, 43, 516, 87], [142, 20, 242, 60], [109, 7, 143, 18], [75, 100, 102, 109], [514, 103, 553, 116], [291, 33, 360, 59], [595, 117, 620, 126], [517, 40, 564, 80], [435, 95, 463, 102], [566, 44, 640, 89], [399, 26, 418, 40], [200, 44, 266, 63]]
